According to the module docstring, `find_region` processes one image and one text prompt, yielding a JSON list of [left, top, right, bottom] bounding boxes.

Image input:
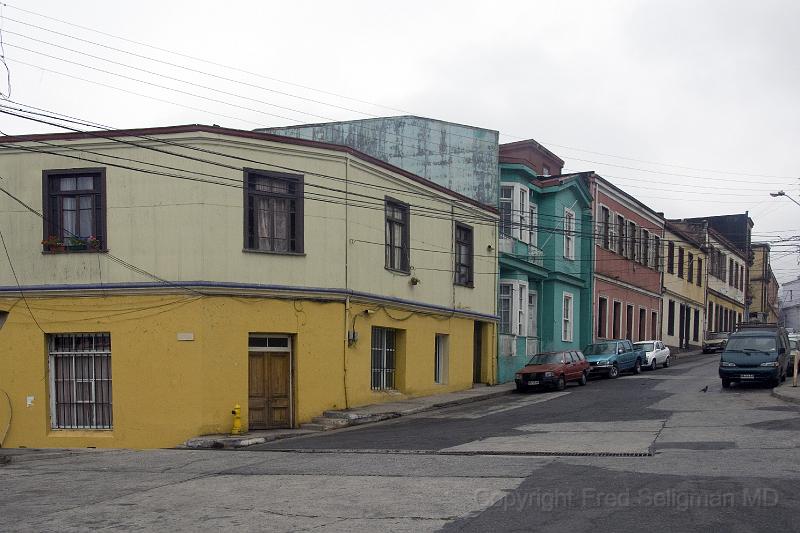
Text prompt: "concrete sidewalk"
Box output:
[[183, 382, 516, 449], [773, 382, 800, 404]]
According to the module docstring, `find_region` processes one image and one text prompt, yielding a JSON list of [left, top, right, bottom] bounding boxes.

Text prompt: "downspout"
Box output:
[[342, 156, 350, 409]]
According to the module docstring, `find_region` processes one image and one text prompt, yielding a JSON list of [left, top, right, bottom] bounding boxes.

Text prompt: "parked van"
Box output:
[[719, 324, 789, 388]]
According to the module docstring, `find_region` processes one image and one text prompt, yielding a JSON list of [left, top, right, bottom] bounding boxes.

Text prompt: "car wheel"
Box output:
[[556, 375, 566, 391], [515, 384, 527, 393], [721, 379, 731, 388], [578, 371, 587, 386], [650, 358, 658, 371], [663, 356, 671, 368], [608, 364, 619, 379], [632, 359, 642, 375]]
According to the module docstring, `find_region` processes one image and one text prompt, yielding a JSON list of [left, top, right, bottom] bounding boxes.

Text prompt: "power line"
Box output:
[[3, 103, 794, 258], [3, 5, 796, 184]]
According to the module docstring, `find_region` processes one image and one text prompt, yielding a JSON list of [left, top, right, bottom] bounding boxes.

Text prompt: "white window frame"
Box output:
[[499, 186, 513, 239], [518, 188, 530, 244], [527, 289, 538, 339], [564, 207, 576, 260], [562, 292, 574, 342], [529, 203, 538, 248], [500, 183, 530, 243], [499, 282, 513, 334], [500, 279, 528, 337], [517, 282, 528, 337]]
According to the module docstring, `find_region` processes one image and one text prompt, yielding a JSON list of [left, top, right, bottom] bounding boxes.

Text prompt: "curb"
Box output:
[[321, 386, 516, 424], [189, 385, 516, 449], [771, 387, 800, 405]]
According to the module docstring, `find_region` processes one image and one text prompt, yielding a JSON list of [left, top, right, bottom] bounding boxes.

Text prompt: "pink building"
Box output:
[[589, 175, 665, 342]]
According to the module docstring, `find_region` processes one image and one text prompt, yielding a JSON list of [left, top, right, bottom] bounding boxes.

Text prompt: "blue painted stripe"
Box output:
[[0, 281, 499, 321]]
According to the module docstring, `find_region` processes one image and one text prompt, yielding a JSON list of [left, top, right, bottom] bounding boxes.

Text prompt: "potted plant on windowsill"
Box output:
[[41, 235, 65, 252], [87, 235, 102, 251], [67, 237, 88, 251]]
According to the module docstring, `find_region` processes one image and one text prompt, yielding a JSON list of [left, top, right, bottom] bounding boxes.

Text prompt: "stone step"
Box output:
[[298, 423, 328, 431], [311, 416, 351, 428]]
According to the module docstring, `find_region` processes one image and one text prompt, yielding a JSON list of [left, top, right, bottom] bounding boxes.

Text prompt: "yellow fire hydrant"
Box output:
[[230, 404, 242, 435]]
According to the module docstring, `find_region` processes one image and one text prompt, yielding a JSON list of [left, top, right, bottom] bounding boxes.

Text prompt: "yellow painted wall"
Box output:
[[707, 292, 744, 331], [662, 228, 706, 347], [0, 293, 495, 449]]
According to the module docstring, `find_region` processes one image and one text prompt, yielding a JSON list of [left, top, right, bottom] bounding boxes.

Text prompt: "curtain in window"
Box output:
[[255, 196, 289, 252]]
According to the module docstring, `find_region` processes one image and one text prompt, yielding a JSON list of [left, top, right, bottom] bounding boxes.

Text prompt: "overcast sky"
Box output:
[[3, 0, 799, 283]]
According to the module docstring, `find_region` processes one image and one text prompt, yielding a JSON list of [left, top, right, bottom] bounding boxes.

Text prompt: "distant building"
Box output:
[[780, 277, 800, 330], [750, 243, 779, 323], [683, 213, 754, 313], [258, 116, 500, 206], [662, 221, 707, 350], [590, 175, 665, 344]]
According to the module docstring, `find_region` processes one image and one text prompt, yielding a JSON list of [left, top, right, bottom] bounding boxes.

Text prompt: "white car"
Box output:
[[633, 340, 671, 370]]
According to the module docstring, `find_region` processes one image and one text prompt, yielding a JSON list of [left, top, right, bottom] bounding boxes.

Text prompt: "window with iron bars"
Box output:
[[49, 333, 112, 430], [371, 327, 397, 390]]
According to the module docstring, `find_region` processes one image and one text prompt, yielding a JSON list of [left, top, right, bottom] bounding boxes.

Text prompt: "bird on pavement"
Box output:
[[700, 385, 708, 392]]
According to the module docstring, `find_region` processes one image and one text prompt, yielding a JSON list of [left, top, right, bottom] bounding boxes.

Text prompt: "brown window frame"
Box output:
[[454, 222, 474, 287], [677, 247, 684, 278], [385, 197, 410, 274], [42, 168, 107, 252], [687, 252, 694, 283], [243, 169, 304, 254]]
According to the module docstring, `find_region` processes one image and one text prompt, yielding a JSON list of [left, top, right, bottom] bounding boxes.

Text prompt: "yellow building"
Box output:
[[750, 243, 779, 323], [0, 125, 498, 449], [662, 222, 707, 350]]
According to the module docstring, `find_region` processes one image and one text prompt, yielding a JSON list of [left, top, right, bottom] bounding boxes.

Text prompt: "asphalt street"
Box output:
[[3, 352, 800, 532]]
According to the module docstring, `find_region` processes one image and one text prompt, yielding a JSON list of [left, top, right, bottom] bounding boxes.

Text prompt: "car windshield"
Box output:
[[527, 353, 565, 365], [583, 343, 616, 355], [725, 336, 776, 353], [635, 342, 655, 351], [708, 332, 728, 340]]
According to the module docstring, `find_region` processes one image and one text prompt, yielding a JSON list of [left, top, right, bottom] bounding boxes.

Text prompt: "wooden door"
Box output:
[[248, 351, 291, 429]]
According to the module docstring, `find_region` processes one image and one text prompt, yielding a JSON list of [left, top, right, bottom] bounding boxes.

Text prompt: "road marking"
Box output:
[[423, 391, 571, 419]]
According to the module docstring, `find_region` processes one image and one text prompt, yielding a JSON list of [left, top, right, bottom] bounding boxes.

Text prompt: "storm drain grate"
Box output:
[[250, 448, 654, 457]]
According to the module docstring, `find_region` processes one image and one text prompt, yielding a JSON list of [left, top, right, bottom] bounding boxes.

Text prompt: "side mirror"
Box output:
[[618, 348, 624, 354]]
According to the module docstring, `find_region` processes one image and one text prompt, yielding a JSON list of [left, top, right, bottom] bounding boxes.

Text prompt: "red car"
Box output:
[[514, 350, 590, 392]]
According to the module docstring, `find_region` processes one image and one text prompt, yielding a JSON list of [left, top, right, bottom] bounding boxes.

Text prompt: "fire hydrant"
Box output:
[[230, 404, 242, 435]]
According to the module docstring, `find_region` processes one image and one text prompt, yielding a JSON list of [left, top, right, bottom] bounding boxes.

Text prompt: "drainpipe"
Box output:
[[342, 156, 351, 409]]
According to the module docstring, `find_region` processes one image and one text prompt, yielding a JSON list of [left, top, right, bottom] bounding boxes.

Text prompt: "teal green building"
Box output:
[[496, 142, 594, 383]]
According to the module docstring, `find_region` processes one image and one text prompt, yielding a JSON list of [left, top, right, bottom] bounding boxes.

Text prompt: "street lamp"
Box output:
[[770, 190, 800, 208]]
